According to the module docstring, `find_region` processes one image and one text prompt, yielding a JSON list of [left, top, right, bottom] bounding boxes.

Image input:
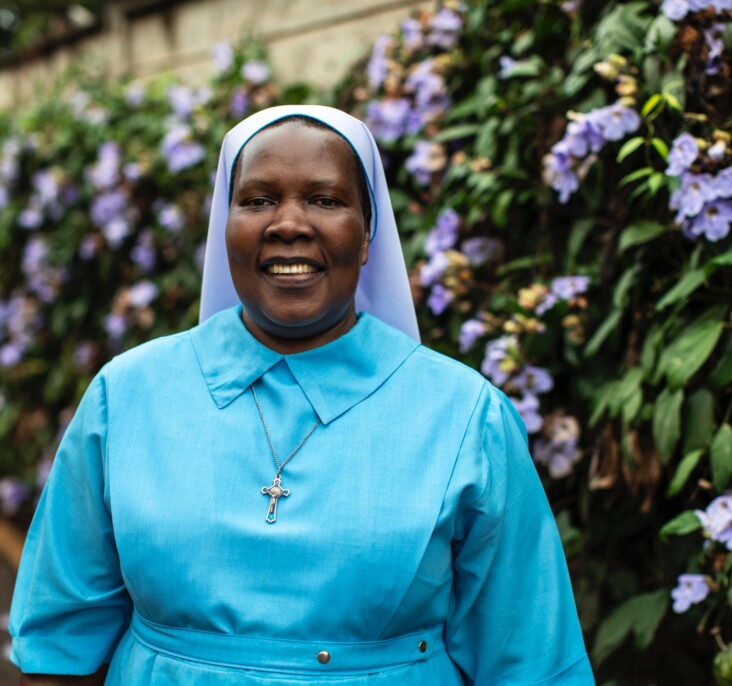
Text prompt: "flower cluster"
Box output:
[[543, 101, 641, 203], [666, 133, 732, 242], [532, 412, 582, 478], [661, 0, 732, 21], [103, 280, 159, 344], [480, 335, 554, 434], [671, 573, 711, 613], [418, 209, 496, 315], [363, 7, 462, 145], [695, 495, 732, 549], [522, 276, 591, 316], [0, 294, 41, 367], [0, 137, 21, 209]]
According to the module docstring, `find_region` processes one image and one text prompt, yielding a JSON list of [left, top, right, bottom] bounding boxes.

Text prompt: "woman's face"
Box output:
[[226, 122, 370, 353]]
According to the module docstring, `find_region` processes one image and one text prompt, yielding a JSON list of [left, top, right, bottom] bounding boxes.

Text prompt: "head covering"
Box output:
[[199, 105, 420, 341]]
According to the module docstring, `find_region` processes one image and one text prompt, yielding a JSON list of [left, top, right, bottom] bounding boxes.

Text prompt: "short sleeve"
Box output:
[[9, 372, 132, 674], [446, 386, 594, 685]]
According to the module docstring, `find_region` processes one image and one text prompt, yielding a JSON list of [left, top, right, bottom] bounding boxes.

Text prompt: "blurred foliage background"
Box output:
[[0, 0, 731, 683]]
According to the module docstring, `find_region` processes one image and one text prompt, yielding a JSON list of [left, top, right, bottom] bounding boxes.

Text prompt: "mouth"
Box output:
[[265, 263, 320, 275]]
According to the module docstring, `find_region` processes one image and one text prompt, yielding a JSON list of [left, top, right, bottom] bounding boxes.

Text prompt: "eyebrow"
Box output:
[[235, 178, 349, 192]]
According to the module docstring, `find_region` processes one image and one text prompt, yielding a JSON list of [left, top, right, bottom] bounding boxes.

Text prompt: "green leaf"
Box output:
[[709, 335, 732, 389], [641, 93, 663, 118], [660, 510, 702, 541], [589, 382, 615, 428], [584, 310, 622, 358], [703, 247, 732, 277], [613, 264, 642, 310], [620, 167, 654, 187], [618, 221, 667, 254], [683, 389, 715, 454], [653, 387, 683, 463], [651, 138, 669, 160], [609, 367, 644, 424], [711, 424, 732, 493], [592, 590, 669, 666], [655, 269, 705, 310], [567, 218, 595, 271], [667, 449, 705, 497], [659, 319, 724, 388], [617, 137, 644, 163], [433, 124, 480, 143]]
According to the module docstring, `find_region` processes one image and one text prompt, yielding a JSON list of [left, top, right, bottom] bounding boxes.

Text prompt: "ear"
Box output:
[[361, 226, 370, 266]]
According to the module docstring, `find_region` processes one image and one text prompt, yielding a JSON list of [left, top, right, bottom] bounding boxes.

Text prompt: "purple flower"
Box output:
[[17, 201, 43, 230], [426, 284, 453, 315], [551, 275, 591, 300], [671, 574, 710, 613], [564, 117, 605, 156], [0, 342, 23, 367], [593, 103, 641, 142], [459, 318, 486, 353], [211, 42, 234, 74], [419, 251, 450, 286], [510, 393, 543, 434], [73, 342, 95, 369], [666, 133, 699, 177], [670, 172, 718, 219], [127, 281, 158, 308], [709, 140, 726, 161], [513, 364, 554, 395], [367, 36, 391, 89], [533, 436, 581, 478], [695, 495, 732, 550], [79, 234, 100, 260], [168, 142, 206, 173], [542, 152, 579, 204], [661, 0, 690, 20], [103, 313, 127, 341], [87, 141, 121, 190], [426, 8, 462, 49], [704, 24, 725, 75], [229, 88, 249, 119], [365, 98, 411, 142], [131, 231, 156, 272], [167, 86, 196, 119], [102, 217, 131, 248], [686, 200, 732, 241], [22, 237, 47, 276], [157, 203, 185, 232], [714, 167, 732, 198], [401, 18, 423, 51], [461, 237, 496, 266], [90, 189, 127, 227], [241, 60, 270, 85], [123, 163, 141, 183], [406, 140, 446, 185], [0, 478, 29, 515], [406, 60, 449, 121], [480, 335, 517, 387], [498, 56, 517, 80], [0, 186, 8, 210], [425, 209, 460, 255], [125, 83, 145, 108]]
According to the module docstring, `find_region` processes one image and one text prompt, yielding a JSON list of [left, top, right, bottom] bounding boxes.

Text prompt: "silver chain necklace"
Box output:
[[251, 386, 321, 524]]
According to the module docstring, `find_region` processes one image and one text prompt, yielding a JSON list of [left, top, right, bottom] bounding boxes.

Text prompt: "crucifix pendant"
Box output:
[[261, 474, 290, 524]]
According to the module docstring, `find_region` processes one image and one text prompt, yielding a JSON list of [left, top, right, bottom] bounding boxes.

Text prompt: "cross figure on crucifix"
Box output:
[[261, 474, 290, 524]]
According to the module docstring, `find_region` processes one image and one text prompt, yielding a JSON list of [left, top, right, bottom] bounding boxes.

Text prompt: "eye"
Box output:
[[241, 197, 273, 208], [312, 196, 343, 208]]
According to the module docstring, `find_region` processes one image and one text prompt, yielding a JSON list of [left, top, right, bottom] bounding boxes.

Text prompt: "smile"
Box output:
[[266, 264, 320, 275]]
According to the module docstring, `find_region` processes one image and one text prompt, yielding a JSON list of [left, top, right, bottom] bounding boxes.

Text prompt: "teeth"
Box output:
[[267, 264, 318, 275]]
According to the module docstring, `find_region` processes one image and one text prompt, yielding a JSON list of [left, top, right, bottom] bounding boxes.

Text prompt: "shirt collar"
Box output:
[[190, 306, 419, 424]]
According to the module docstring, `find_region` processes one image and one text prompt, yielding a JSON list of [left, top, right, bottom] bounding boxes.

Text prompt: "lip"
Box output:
[[259, 256, 325, 287]]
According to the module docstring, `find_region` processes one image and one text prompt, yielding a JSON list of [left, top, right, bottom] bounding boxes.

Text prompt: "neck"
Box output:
[[240, 310, 359, 354]]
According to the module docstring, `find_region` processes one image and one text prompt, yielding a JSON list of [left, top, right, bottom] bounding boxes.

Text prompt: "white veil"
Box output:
[[199, 105, 420, 341]]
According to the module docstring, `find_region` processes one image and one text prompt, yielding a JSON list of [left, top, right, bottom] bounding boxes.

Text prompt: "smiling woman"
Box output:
[[9, 106, 594, 685]]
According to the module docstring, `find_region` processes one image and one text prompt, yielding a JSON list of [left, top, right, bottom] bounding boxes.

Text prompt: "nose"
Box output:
[[264, 198, 314, 243]]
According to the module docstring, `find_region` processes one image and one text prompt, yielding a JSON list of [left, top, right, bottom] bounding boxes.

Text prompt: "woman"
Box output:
[[10, 105, 594, 685]]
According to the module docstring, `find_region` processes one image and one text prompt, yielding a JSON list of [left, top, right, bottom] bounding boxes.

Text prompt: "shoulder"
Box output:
[[102, 328, 193, 381]]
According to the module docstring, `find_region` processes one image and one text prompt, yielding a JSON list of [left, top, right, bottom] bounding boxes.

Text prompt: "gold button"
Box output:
[[317, 651, 331, 664], [418, 640, 428, 653]]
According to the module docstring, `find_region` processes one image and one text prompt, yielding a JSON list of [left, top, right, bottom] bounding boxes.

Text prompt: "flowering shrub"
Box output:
[[1, 0, 731, 681], [339, 0, 732, 682]]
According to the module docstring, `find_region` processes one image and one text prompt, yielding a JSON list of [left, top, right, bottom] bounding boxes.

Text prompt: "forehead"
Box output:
[[234, 122, 357, 183]]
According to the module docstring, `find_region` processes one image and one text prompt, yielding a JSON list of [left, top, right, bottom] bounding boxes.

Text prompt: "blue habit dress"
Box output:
[[10, 307, 594, 685]]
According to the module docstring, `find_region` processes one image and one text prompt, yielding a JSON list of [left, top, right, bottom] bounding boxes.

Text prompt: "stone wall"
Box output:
[[0, 0, 428, 108]]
